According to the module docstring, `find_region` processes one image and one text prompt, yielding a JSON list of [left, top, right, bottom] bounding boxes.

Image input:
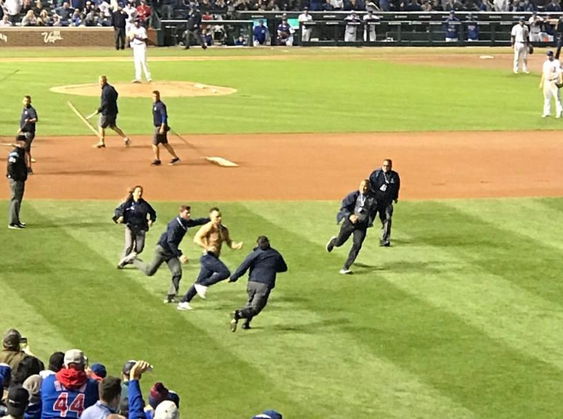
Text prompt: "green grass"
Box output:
[[0, 48, 557, 135], [2, 198, 563, 418]]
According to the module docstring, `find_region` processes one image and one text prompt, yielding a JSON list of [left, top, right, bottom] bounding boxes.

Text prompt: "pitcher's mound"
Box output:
[[50, 81, 236, 97]]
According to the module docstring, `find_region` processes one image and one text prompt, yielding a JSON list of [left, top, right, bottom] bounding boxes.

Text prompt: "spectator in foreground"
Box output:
[[41, 349, 98, 419], [81, 377, 122, 419], [252, 410, 283, 419], [22, 374, 42, 419], [5, 386, 30, 419], [39, 352, 64, 379]]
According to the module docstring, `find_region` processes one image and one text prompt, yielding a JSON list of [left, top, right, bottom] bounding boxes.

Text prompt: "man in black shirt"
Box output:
[[18, 95, 38, 174], [369, 158, 400, 247], [183, 8, 207, 49], [112, 6, 128, 50], [6, 137, 28, 230], [151, 90, 180, 166], [93, 75, 131, 149]]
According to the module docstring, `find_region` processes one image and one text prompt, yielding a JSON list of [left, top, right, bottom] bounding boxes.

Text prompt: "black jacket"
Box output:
[[230, 246, 288, 289], [6, 147, 27, 182], [111, 10, 127, 28], [186, 10, 202, 31], [336, 190, 377, 226], [98, 83, 119, 116], [369, 169, 400, 204], [157, 216, 210, 257], [114, 198, 157, 231]]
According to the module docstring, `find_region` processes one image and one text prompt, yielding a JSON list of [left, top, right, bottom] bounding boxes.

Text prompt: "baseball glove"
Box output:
[[556, 82, 563, 89], [528, 44, 534, 55]]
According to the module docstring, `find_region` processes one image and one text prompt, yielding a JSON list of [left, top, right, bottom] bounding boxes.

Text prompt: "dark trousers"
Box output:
[[133, 245, 182, 297], [236, 281, 271, 325], [181, 252, 230, 302], [8, 179, 25, 225], [330, 218, 367, 269], [375, 202, 393, 245], [556, 35, 563, 59], [122, 226, 146, 258], [115, 27, 126, 49], [184, 29, 206, 49]]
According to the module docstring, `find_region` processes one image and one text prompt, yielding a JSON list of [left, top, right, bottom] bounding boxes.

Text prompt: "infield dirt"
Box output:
[[2, 130, 561, 202]]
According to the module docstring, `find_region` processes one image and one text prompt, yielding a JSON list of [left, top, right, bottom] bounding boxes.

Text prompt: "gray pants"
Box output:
[[122, 226, 146, 258], [237, 282, 271, 324], [133, 245, 182, 297], [377, 202, 393, 245], [8, 179, 25, 225]]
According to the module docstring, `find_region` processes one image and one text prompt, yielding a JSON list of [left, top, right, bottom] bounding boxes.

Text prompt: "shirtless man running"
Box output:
[[177, 207, 243, 311]]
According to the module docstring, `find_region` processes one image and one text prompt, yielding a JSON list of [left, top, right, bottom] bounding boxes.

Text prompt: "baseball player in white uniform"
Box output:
[[298, 7, 313, 42], [539, 50, 562, 118], [363, 10, 378, 42], [511, 18, 530, 74], [128, 19, 152, 83]]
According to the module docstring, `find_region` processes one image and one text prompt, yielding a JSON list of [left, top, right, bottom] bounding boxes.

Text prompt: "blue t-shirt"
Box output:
[[20, 105, 38, 133], [152, 100, 167, 127], [253, 25, 268, 43]]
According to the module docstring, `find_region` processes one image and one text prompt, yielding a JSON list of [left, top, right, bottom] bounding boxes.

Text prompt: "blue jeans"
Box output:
[[181, 252, 230, 302]]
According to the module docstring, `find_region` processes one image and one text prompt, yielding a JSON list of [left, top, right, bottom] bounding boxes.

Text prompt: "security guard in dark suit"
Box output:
[[326, 179, 377, 274], [369, 158, 401, 247]]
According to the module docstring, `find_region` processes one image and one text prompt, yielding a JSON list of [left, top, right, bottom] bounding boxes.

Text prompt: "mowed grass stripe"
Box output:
[[250, 200, 563, 417], [443, 198, 563, 300], [23, 200, 475, 418], [0, 280, 74, 360], [1, 202, 307, 418]]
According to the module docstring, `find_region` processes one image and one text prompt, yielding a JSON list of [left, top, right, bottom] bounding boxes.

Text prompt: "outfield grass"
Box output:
[[0, 48, 558, 135], [2, 198, 563, 418]]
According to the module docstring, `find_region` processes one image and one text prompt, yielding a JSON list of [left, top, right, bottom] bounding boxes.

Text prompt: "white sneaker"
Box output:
[[194, 284, 208, 299], [542, 114, 550, 118], [117, 252, 137, 268], [339, 268, 352, 275], [177, 302, 192, 311]]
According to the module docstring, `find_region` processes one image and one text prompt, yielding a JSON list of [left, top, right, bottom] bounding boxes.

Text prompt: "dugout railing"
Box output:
[[156, 12, 563, 47], [158, 19, 255, 46]]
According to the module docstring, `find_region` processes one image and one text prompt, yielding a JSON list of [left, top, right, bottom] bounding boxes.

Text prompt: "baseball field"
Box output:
[[1, 46, 563, 418]]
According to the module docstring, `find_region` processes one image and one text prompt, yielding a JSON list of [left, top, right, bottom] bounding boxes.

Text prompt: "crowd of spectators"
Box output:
[[0, 328, 282, 419], [0, 0, 152, 28], [2, 0, 562, 26]]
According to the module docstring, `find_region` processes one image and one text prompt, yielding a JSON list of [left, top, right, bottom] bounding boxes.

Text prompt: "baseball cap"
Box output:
[[148, 382, 170, 409], [547, 50, 554, 56], [3, 329, 22, 350], [252, 410, 283, 419], [64, 349, 86, 368], [153, 400, 178, 419], [7, 386, 29, 417], [90, 363, 107, 379]]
